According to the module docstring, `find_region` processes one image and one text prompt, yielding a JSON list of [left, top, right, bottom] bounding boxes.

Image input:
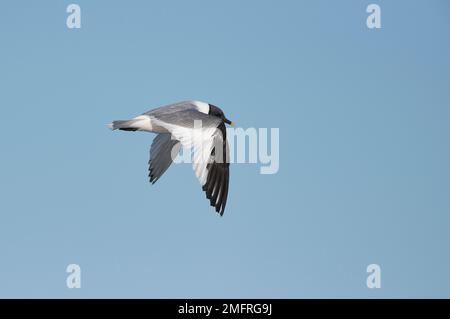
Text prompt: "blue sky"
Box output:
[[0, 0, 449, 298]]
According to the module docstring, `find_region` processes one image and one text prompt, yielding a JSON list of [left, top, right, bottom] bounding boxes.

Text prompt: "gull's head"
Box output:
[[208, 104, 234, 127]]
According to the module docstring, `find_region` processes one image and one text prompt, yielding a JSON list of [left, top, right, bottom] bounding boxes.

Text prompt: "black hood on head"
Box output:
[[208, 104, 232, 125], [208, 104, 224, 117]]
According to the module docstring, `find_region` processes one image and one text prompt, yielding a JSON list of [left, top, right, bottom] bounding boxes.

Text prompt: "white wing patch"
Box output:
[[192, 101, 210, 114]]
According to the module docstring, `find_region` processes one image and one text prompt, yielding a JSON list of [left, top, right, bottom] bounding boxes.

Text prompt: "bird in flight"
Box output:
[[109, 101, 234, 215]]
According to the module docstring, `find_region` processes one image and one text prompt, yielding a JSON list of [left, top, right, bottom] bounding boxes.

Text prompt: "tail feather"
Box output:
[[108, 120, 139, 131]]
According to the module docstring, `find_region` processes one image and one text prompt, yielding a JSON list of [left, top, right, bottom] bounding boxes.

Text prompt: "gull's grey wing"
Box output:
[[145, 101, 222, 129], [144, 101, 198, 117], [148, 133, 181, 184]]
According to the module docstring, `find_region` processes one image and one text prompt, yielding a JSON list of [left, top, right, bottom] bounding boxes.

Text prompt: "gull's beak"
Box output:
[[224, 118, 235, 126]]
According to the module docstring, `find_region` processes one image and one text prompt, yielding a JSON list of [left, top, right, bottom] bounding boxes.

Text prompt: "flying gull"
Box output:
[[108, 101, 234, 215]]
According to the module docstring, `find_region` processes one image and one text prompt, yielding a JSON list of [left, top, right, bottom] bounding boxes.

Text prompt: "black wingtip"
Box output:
[[149, 172, 158, 184]]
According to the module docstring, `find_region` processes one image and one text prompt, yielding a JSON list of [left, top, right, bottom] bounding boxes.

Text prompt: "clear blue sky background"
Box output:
[[1, 0, 449, 298]]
